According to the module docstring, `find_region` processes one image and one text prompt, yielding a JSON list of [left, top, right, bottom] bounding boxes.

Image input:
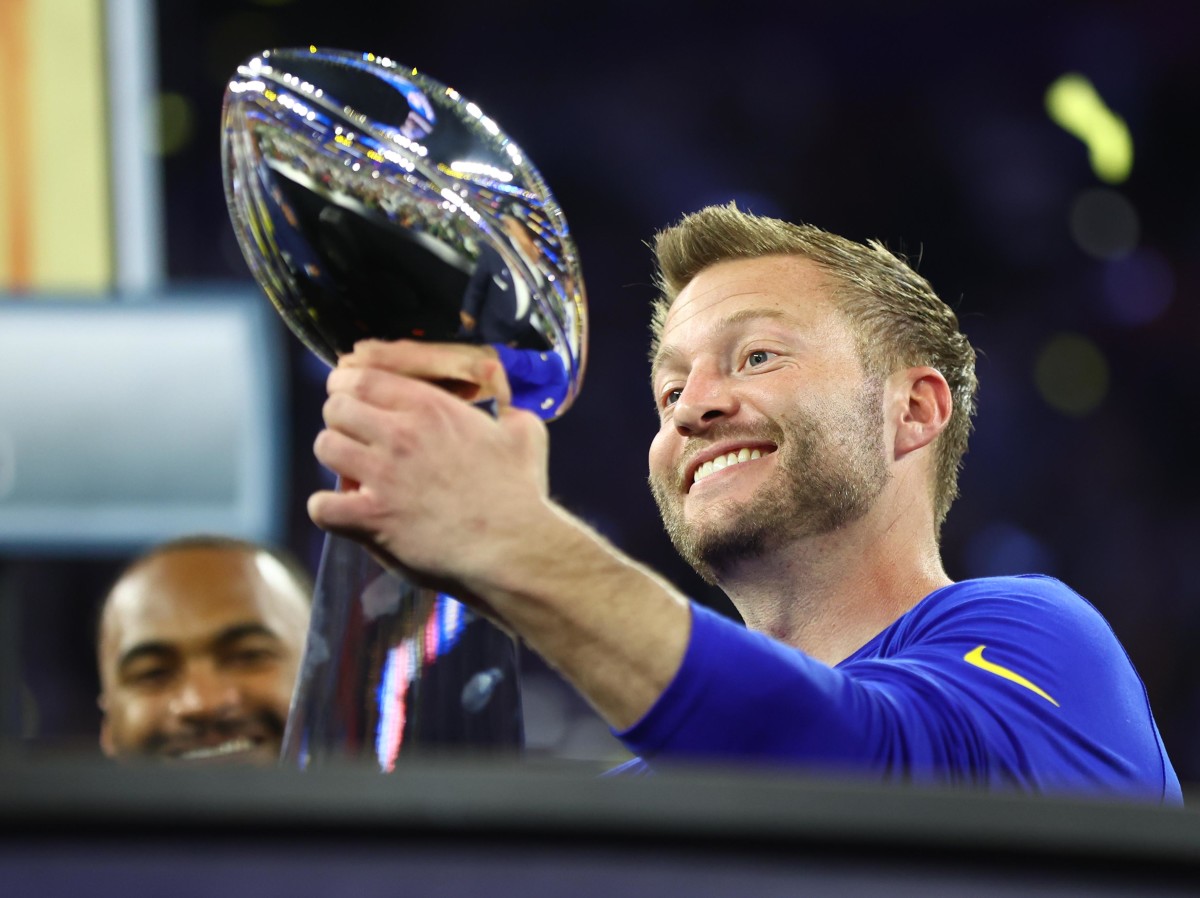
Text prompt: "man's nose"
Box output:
[[672, 365, 739, 433], [167, 662, 240, 721]]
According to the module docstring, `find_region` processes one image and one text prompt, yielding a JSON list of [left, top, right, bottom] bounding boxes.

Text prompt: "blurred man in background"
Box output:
[[96, 535, 311, 766]]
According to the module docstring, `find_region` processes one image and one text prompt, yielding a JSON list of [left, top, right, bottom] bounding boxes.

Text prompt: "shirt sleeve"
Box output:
[[614, 588, 1180, 802]]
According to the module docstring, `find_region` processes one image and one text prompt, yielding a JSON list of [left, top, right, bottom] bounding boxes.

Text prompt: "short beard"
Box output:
[[649, 379, 889, 584]]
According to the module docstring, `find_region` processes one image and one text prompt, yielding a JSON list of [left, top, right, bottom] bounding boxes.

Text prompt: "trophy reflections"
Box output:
[[221, 47, 587, 770]]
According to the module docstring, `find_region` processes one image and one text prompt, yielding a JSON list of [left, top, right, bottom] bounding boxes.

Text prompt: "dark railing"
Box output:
[[1, 756, 1196, 895]]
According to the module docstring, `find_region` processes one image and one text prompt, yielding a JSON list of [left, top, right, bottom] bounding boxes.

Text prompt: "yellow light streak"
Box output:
[[1045, 73, 1133, 184]]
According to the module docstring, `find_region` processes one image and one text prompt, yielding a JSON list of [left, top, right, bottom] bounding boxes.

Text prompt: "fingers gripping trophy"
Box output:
[[220, 48, 587, 769]]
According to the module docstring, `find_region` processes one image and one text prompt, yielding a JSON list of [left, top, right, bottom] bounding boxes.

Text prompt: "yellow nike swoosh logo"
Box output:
[[963, 645, 1059, 707]]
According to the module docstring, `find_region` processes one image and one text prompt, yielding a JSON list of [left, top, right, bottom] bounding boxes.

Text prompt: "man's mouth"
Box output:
[[171, 736, 261, 763], [691, 447, 770, 488]]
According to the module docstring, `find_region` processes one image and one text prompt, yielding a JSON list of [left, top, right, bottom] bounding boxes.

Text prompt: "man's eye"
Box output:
[[127, 667, 172, 687], [226, 647, 277, 667], [662, 388, 682, 407], [746, 350, 775, 367]]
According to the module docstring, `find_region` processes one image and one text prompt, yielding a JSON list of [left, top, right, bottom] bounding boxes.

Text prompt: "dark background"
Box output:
[[5, 0, 1200, 783]]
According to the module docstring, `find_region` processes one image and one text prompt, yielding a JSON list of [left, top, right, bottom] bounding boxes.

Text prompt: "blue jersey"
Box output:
[[613, 575, 1182, 804]]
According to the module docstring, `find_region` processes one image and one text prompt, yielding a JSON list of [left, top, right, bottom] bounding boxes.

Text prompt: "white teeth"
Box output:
[[693, 448, 763, 485], [177, 738, 255, 761]]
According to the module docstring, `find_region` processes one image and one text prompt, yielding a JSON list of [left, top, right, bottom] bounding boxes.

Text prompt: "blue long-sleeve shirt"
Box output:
[[613, 575, 1182, 804]]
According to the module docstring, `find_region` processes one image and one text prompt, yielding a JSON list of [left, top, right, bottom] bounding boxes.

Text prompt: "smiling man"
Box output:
[[307, 203, 1181, 802], [96, 536, 311, 766]]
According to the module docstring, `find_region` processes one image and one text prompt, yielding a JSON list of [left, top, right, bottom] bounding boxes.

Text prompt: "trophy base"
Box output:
[[282, 532, 523, 771]]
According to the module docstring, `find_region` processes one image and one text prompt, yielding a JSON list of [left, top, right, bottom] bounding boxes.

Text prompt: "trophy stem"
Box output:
[[281, 529, 523, 770]]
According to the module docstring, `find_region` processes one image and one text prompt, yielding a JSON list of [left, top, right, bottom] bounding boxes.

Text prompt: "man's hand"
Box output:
[[306, 338, 692, 731], [307, 339, 549, 589]]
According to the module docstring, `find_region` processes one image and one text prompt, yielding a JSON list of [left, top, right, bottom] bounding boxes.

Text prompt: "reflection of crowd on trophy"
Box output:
[[458, 207, 552, 350], [257, 125, 496, 263], [256, 116, 573, 276], [256, 121, 565, 353]]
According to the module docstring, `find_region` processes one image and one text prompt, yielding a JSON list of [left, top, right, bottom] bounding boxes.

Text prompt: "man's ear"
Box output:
[[98, 695, 116, 758], [894, 366, 953, 458]]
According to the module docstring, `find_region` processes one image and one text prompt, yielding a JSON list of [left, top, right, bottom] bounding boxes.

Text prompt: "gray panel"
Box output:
[[0, 290, 286, 552]]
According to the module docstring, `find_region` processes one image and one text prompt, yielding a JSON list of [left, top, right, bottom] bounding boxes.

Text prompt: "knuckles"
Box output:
[[312, 427, 345, 463], [328, 365, 377, 403], [350, 338, 423, 373], [501, 405, 548, 446]]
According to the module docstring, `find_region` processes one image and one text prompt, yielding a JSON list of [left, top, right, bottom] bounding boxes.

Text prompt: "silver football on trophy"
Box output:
[[221, 47, 587, 419]]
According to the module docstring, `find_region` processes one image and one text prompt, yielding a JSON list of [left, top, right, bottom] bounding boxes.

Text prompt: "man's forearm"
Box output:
[[461, 500, 691, 731]]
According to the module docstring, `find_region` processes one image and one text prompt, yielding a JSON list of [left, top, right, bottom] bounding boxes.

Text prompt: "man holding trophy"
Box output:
[[223, 48, 1179, 800], [307, 204, 1181, 803]]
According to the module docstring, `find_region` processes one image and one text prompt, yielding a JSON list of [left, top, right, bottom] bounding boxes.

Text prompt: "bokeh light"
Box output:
[[1034, 333, 1110, 417], [155, 92, 195, 157], [1069, 187, 1139, 260], [1045, 72, 1133, 184], [1101, 247, 1175, 326]]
